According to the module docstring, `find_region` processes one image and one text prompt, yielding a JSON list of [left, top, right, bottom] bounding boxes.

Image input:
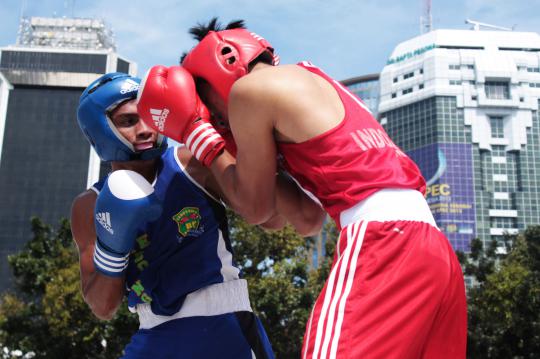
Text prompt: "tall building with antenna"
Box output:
[[378, 24, 540, 251], [420, 0, 432, 34], [0, 16, 136, 290]]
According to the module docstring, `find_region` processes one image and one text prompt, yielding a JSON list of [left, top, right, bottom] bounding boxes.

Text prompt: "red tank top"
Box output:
[[277, 62, 426, 223]]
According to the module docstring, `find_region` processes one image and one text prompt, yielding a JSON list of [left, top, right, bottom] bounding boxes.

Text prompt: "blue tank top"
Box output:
[[92, 147, 239, 316]]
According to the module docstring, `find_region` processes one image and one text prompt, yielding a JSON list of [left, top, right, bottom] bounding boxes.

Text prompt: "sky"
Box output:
[[1, 0, 540, 80]]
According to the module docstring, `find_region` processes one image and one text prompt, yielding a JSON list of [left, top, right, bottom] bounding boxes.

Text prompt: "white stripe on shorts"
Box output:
[[311, 221, 365, 358], [329, 221, 368, 358]]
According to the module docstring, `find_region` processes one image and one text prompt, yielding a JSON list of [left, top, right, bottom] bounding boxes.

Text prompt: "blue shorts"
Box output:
[[121, 311, 274, 359]]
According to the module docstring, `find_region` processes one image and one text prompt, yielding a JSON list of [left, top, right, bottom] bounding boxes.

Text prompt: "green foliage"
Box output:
[[0, 217, 137, 359], [0, 214, 337, 359], [458, 227, 540, 358], [228, 212, 336, 359]]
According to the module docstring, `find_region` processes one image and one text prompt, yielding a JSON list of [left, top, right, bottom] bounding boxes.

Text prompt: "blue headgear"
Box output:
[[77, 72, 167, 162]]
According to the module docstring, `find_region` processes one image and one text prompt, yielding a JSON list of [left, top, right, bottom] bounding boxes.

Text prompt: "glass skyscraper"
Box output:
[[0, 17, 136, 290], [377, 29, 540, 251], [342, 74, 380, 118]]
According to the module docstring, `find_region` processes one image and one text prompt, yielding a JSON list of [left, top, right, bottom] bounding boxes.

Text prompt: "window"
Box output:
[[0, 50, 107, 73], [465, 65, 475, 70], [492, 145, 506, 157], [403, 72, 414, 79], [490, 116, 505, 138], [449, 64, 460, 70], [419, 68, 424, 74], [490, 217, 516, 229], [117, 58, 130, 74], [391, 93, 397, 98], [0, 87, 89, 277], [393, 77, 398, 83], [485, 81, 510, 99], [419, 84, 424, 89], [527, 67, 540, 73], [471, 95, 478, 101], [402, 88, 413, 95], [449, 80, 462, 85]]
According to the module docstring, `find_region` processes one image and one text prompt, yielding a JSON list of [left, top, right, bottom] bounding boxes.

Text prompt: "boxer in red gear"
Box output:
[[138, 18, 467, 359], [137, 64, 324, 236]]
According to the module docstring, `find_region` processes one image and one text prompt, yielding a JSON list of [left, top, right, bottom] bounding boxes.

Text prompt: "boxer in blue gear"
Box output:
[[71, 73, 324, 358]]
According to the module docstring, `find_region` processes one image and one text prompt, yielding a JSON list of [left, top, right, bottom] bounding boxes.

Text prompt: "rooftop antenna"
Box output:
[[420, 0, 433, 34], [19, 0, 27, 19], [64, 0, 76, 17], [465, 19, 513, 31]]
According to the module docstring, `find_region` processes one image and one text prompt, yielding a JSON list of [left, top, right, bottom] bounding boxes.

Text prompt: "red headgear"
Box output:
[[182, 28, 278, 105]]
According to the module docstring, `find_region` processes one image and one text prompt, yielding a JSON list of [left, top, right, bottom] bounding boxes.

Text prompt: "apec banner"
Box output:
[[407, 143, 476, 251]]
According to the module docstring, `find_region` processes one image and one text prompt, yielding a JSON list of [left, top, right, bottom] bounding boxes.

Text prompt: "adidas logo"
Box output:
[[96, 212, 114, 234], [120, 79, 140, 94], [149, 108, 169, 131]]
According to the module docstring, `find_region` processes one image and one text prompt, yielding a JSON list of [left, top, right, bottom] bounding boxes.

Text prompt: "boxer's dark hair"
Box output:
[[189, 18, 246, 41], [180, 18, 246, 63], [179, 52, 187, 64]]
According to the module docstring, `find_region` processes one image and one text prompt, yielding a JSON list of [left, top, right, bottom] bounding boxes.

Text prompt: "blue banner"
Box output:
[[408, 143, 476, 251]]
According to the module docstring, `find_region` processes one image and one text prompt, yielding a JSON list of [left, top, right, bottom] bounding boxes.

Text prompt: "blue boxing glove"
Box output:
[[93, 170, 161, 277]]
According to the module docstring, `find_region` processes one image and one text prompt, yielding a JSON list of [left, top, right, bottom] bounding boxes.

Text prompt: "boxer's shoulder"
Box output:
[[70, 189, 97, 247], [230, 65, 308, 107], [175, 146, 210, 184], [71, 190, 97, 224], [72, 189, 97, 213], [174, 146, 223, 202]]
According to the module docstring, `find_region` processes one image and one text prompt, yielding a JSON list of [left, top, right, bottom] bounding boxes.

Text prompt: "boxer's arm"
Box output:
[[205, 165, 323, 235], [275, 172, 325, 237], [178, 146, 298, 232], [208, 78, 279, 225], [70, 191, 124, 320], [209, 73, 329, 231]]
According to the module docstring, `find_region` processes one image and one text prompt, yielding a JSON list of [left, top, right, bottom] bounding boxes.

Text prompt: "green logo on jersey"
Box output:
[[172, 207, 201, 237]]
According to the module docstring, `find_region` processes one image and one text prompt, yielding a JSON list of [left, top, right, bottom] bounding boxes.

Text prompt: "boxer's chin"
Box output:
[[134, 142, 155, 151]]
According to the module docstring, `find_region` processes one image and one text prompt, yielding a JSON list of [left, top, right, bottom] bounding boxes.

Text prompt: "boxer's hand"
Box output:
[[93, 170, 162, 277], [137, 65, 225, 166]]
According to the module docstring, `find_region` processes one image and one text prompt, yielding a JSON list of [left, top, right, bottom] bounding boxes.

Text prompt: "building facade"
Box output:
[[378, 29, 540, 251], [0, 17, 136, 289], [341, 73, 380, 118]]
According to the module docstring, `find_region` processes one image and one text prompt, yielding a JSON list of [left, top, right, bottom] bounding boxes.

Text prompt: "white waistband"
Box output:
[[339, 189, 437, 228], [134, 279, 252, 329]]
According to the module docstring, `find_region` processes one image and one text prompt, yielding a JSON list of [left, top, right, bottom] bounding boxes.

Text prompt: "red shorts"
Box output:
[[302, 220, 467, 359]]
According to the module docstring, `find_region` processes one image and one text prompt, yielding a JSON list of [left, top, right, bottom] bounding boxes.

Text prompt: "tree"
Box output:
[[0, 218, 137, 359], [0, 215, 338, 359], [458, 226, 540, 358], [228, 212, 337, 358]]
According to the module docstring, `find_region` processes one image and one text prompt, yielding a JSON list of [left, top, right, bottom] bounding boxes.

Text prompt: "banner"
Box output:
[[408, 143, 476, 251]]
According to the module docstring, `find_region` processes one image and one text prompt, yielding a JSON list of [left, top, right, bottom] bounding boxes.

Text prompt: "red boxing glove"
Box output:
[[137, 65, 225, 166]]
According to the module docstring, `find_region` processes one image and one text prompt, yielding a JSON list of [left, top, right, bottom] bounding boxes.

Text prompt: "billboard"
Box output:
[[408, 143, 476, 251]]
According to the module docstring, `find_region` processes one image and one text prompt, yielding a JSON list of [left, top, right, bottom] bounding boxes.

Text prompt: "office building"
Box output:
[[342, 73, 380, 117], [0, 17, 136, 289], [378, 27, 540, 251]]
